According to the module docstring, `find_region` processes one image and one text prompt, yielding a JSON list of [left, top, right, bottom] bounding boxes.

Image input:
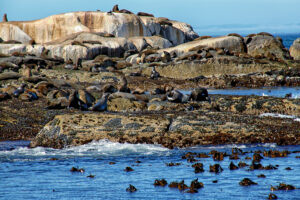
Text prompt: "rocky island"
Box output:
[[1, 6, 300, 149]]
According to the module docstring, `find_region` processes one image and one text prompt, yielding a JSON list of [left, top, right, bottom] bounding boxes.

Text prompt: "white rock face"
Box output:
[[290, 38, 300, 60], [0, 24, 32, 43], [0, 11, 198, 46], [0, 32, 174, 61]]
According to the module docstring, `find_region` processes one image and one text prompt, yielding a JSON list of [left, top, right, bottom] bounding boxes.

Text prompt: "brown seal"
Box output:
[[2, 13, 7, 22], [112, 4, 119, 12], [137, 12, 154, 17], [119, 9, 133, 14], [118, 76, 130, 93]]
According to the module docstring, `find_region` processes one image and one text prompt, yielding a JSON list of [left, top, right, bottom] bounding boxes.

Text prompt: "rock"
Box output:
[[158, 36, 245, 56], [46, 97, 69, 109], [0, 11, 197, 46], [0, 72, 21, 80], [290, 38, 300, 60], [0, 85, 17, 96], [239, 178, 257, 186], [246, 34, 291, 60], [30, 113, 170, 148], [108, 97, 146, 112]]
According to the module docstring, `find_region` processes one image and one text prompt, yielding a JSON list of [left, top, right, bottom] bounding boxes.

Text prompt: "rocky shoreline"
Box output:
[[1, 8, 300, 148]]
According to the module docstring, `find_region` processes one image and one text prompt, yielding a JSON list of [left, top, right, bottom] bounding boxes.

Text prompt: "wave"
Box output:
[[0, 140, 170, 159], [260, 113, 300, 122], [186, 143, 277, 150]]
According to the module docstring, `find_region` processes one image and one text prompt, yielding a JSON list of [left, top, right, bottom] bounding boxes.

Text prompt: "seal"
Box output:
[[118, 76, 130, 93], [119, 9, 133, 14], [2, 13, 7, 22], [89, 93, 110, 111], [190, 88, 210, 102], [137, 12, 154, 17], [112, 4, 119, 12], [167, 90, 190, 103], [150, 66, 160, 79]]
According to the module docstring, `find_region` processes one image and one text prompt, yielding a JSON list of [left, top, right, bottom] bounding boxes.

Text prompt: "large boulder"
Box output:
[[290, 38, 300, 60], [246, 33, 291, 60], [157, 36, 245, 56], [0, 11, 198, 45]]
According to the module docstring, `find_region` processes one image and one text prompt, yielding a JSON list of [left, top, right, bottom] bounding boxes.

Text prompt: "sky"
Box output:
[[1, 0, 300, 35]]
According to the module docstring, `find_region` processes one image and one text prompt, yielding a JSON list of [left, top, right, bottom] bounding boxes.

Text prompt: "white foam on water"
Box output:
[[0, 140, 169, 158], [260, 113, 300, 122]]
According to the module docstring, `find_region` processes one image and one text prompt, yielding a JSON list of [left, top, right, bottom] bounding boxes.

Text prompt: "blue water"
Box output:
[[180, 87, 300, 99], [0, 140, 299, 200], [208, 87, 300, 99], [276, 33, 300, 49]]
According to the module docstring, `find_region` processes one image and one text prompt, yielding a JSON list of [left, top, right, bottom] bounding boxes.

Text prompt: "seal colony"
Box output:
[[0, 5, 300, 148]]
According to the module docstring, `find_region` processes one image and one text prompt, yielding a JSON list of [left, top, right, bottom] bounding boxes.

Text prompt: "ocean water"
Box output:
[[208, 87, 300, 99], [277, 33, 300, 49], [0, 140, 299, 200]]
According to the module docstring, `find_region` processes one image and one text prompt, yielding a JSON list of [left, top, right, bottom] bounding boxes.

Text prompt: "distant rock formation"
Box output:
[[0, 11, 198, 45]]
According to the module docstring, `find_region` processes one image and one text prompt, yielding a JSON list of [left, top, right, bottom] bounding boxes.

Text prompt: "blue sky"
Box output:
[[1, 0, 300, 35]]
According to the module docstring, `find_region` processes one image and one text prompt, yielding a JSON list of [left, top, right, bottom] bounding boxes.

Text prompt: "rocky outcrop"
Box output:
[[0, 11, 198, 45], [290, 38, 300, 60], [245, 33, 290, 61], [159, 36, 245, 56], [29, 94, 300, 149], [0, 32, 173, 61]]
